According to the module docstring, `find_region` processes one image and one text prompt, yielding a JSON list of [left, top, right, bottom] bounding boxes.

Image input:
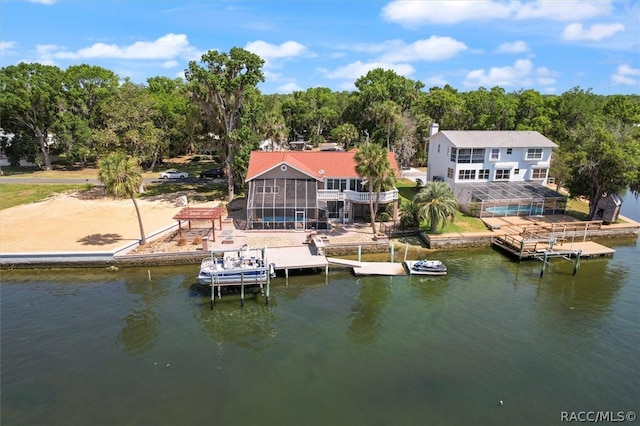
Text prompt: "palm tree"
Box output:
[[355, 143, 394, 235], [368, 100, 401, 150], [413, 181, 459, 232], [262, 110, 286, 151], [98, 152, 147, 245], [399, 199, 420, 229]]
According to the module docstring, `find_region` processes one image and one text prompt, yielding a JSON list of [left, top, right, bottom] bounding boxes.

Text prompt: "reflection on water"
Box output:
[[1, 189, 638, 425], [347, 278, 392, 344]]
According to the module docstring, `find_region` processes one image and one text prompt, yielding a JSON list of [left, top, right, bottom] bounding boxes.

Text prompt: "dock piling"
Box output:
[[573, 249, 582, 275], [265, 273, 270, 306], [240, 273, 245, 308], [540, 251, 548, 277]]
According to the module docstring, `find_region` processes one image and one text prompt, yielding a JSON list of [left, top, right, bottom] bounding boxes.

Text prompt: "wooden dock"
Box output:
[[267, 246, 329, 277], [494, 236, 616, 259], [493, 235, 615, 260], [326, 257, 406, 276], [492, 219, 616, 261]]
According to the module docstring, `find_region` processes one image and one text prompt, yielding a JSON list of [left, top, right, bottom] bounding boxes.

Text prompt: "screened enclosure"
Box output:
[[246, 178, 329, 230], [455, 182, 567, 218]]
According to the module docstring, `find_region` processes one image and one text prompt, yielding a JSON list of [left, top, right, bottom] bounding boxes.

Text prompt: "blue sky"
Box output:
[[1, 0, 638, 95]]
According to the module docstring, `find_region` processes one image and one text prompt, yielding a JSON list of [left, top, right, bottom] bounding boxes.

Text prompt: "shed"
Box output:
[[593, 193, 623, 224]]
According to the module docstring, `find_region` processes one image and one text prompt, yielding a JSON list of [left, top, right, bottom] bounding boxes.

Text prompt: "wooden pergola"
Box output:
[[173, 207, 225, 241]]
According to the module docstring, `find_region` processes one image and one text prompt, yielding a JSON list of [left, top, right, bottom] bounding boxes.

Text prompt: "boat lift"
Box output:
[[204, 245, 273, 309]]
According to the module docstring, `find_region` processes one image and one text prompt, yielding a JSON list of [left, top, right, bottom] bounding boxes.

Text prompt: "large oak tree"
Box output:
[[185, 48, 264, 201], [0, 62, 63, 169]]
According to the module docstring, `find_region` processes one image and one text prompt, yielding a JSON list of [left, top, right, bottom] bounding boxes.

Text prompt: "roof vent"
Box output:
[[280, 164, 288, 171]]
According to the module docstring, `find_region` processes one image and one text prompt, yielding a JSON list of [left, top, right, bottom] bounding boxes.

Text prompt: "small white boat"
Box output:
[[404, 259, 447, 276], [197, 246, 275, 285]]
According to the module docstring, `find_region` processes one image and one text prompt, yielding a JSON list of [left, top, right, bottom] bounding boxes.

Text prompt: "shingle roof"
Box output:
[[433, 130, 558, 148], [245, 150, 399, 182]]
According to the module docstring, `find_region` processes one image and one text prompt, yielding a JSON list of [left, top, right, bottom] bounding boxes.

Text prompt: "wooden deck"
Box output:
[[326, 257, 407, 276], [267, 246, 328, 276], [493, 235, 615, 259]]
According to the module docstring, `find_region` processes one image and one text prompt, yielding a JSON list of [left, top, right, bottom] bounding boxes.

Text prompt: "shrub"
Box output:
[[192, 235, 202, 245], [177, 236, 187, 246], [376, 211, 391, 222]]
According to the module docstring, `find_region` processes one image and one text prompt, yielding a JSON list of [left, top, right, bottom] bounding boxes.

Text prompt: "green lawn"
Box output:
[[394, 178, 488, 233], [0, 184, 87, 210], [141, 181, 231, 202]]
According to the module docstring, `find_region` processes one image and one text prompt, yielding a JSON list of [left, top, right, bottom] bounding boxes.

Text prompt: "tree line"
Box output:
[[1, 48, 639, 217]]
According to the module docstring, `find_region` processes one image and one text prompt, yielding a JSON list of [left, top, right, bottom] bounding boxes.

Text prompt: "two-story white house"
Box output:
[[426, 129, 566, 217], [244, 150, 399, 230]]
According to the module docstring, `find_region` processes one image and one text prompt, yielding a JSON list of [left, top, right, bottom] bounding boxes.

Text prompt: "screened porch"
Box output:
[[246, 178, 329, 230]]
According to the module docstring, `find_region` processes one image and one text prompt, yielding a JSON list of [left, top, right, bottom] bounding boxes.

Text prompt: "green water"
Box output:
[[2, 194, 639, 426], [2, 246, 638, 426]]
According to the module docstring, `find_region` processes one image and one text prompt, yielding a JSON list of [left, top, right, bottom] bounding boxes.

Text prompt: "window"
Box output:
[[507, 148, 512, 155], [447, 168, 454, 178], [456, 148, 485, 164], [495, 169, 510, 180], [437, 144, 440, 153], [526, 148, 543, 160], [478, 169, 490, 179], [472, 148, 485, 163], [490, 148, 500, 160], [450, 147, 457, 162], [531, 168, 547, 179], [326, 179, 347, 191], [457, 148, 471, 163], [514, 169, 520, 175], [458, 169, 476, 180]]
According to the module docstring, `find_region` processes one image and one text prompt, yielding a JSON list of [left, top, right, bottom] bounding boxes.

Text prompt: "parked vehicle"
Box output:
[[159, 169, 188, 179], [199, 168, 225, 179]]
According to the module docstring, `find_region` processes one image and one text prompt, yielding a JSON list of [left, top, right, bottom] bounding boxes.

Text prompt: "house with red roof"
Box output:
[[245, 150, 400, 230]]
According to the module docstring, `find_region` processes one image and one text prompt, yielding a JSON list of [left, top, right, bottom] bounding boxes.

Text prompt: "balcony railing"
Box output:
[[316, 189, 399, 203], [344, 189, 398, 203], [317, 189, 343, 200]]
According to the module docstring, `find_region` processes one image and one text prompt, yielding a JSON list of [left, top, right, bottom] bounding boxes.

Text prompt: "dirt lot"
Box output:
[[0, 188, 382, 256], [0, 188, 197, 254]]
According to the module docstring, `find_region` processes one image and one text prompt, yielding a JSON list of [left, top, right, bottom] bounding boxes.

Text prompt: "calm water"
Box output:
[[2, 192, 639, 426]]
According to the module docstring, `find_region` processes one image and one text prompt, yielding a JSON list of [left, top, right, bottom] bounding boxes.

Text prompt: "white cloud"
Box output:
[[379, 36, 468, 62], [381, 1, 512, 25], [535, 67, 557, 86], [495, 41, 529, 54], [30, 0, 56, 4], [464, 59, 535, 87], [611, 64, 640, 85], [161, 60, 178, 69], [245, 40, 307, 59], [0, 41, 17, 55], [422, 75, 449, 87], [381, 0, 614, 25], [48, 33, 198, 60], [514, 1, 613, 21], [277, 82, 303, 93], [323, 61, 415, 80], [562, 23, 626, 41]]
